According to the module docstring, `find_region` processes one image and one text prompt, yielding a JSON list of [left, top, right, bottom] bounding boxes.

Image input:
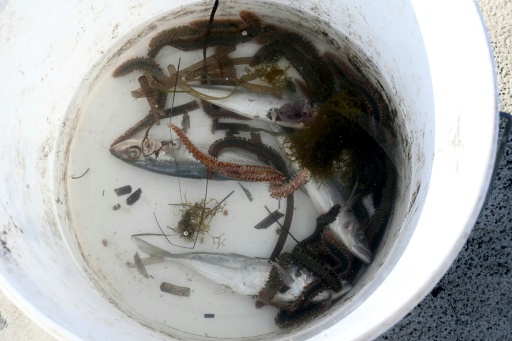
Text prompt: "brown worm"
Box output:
[[324, 52, 390, 130], [168, 123, 285, 184], [207, 136, 294, 262], [366, 154, 396, 252], [112, 57, 166, 80], [201, 100, 250, 121], [269, 168, 310, 199], [147, 14, 257, 56]]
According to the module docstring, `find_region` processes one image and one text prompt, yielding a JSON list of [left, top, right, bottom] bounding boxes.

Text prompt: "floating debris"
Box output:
[[160, 282, 191, 297], [101, 239, 108, 247], [112, 203, 121, 211], [203, 314, 215, 318], [114, 185, 132, 196], [134, 252, 149, 278], [254, 209, 284, 229], [237, 182, 253, 202], [170, 197, 227, 244], [181, 112, 190, 132], [71, 168, 90, 179], [126, 188, 142, 205]]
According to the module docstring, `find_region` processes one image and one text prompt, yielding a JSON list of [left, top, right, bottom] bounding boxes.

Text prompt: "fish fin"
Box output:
[[131, 236, 174, 258], [268, 260, 294, 288], [343, 174, 362, 212], [126, 256, 166, 268]]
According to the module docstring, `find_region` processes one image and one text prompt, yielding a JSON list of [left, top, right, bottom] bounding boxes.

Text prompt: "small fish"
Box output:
[[305, 178, 372, 264], [273, 127, 372, 264], [110, 138, 266, 180], [131, 237, 352, 304]]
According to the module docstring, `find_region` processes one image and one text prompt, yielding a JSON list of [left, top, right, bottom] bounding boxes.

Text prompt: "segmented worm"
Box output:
[[254, 27, 320, 61], [324, 52, 389, 129], [315, 204, 342, 229], [201, 100, 250, 121], [112, 57, 166, 79], [269, 168, 310, 199], [275, 295, 330, 329], [208, 136, 287, 172], [251, 42, 332, 101], [252, 43, 321, 89], [291, 246, 342, 292], [147, 18, 254, 56], [250, 20, 335, 101], [250, 42, 283, 66], [207, 136, 293, 261], [214, 122, 281, 136], [168, 123, 285, 184], [320, 229, 353, 278], [366, 155, 396, 252], [256, 252, 294, 307], [238, 10, 265, 37]]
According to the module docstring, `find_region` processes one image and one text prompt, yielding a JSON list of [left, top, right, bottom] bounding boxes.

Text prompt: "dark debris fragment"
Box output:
[[160, 282, 191, 297], [126, 188, 142, 205], [254, 209, 284, 229], [114, 185, 132, 196]]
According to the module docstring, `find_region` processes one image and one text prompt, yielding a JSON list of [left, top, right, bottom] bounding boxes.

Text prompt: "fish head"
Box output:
[[110, 139, 157, 162], [340, 217, 372, 264], [110, 138, 180, 162]]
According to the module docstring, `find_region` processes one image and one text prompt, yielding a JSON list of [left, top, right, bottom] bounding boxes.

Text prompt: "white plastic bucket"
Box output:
[[0, 0, 497, 340]]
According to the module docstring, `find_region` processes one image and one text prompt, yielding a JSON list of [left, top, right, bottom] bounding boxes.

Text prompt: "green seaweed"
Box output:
[[284, 89, 374, 183]]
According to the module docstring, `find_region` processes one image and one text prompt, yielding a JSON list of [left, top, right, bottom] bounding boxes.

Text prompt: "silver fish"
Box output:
[[131, 237, 352, 304], [273, 129, 373, 264], [110, 138, 266, 180], [305, 178, 372, 264]]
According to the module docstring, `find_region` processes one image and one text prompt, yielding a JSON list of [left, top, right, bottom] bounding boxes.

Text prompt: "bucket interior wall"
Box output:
[[0, 0, 496, 340]]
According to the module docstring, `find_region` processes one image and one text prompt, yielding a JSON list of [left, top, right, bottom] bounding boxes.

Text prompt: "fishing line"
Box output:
[[196, 0, 220, 248], [155, 57, 203, 250], [167, 58, 185, 204], [152, 212, 197, 249], [131, 232, 176, 238], [211, 190, 234, 211], [202, 0, 220, 84]]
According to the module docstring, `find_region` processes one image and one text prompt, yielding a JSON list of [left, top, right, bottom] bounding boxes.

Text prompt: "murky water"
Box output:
[[63, 2, 397, 339]]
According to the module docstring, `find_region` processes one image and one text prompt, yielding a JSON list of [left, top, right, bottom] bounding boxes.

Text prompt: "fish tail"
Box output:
[[131, 236, 174, 258]]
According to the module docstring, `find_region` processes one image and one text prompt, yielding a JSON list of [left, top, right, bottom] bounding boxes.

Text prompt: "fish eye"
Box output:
[[357, 232, 366, 243], [127, 146, 141, 159]]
